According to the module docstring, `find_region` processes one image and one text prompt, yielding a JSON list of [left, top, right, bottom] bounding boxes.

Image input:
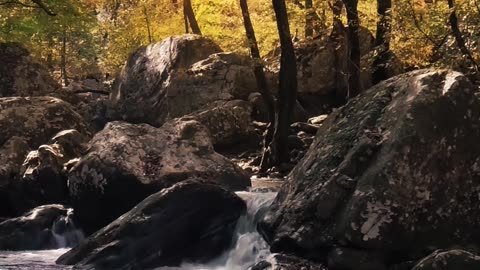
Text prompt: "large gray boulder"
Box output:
[[259, 70, 480, 268], [69, 119, 250, 234], [57, 180, 246, 269], [107, 34, 222, 126], [0, 42, 59, 97]]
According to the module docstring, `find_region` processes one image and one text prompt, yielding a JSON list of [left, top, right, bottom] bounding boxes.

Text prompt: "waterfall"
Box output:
[[158, 191, 277, 270], [51, 208, 84, 248]]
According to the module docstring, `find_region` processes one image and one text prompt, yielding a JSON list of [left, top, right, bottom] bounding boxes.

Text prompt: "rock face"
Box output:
[[108, 34, 222, 126], [181, 101, 255, 147], [165, 52, 260, 118], [69, 119, 250, 234], [0, 97, 90, 217], [57, 180, 246, 269], [0, 137, 29, 217], [0, 205, 83, 250], [0, 42, 59, 97], [412, 250, 480, 270], [265, 26, 374, 108], [11, 130, 89, 214], [259, 70, 480, 267], [0, 97, 91, 148]]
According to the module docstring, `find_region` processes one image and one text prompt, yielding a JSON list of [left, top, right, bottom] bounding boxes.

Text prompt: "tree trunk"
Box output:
[[305, 0, 314, 37], [342, 0, 361, 99], [448, 0, 479, 72], [183, 0, 202, 35], [239, 0, 276, 171], [143, 6, 153, 43], [61, 28, 69, 86], [264, 0, 297, 166], [372, 0, 392, 84], [330, 0, 344, 38], [184, 12, 189, 33]]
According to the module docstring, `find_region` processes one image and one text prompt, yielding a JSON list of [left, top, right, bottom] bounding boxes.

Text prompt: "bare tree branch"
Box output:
[[0, 0, 56, 16], [30, 0, 56, 16]]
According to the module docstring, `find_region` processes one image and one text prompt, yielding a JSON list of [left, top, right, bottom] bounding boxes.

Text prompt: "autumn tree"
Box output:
[[0, 0, 100, 83], [0, 0, 56, 16], [262, 0, 297, 167]]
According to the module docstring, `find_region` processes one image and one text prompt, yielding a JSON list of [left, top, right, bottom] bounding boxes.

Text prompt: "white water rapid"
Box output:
[[159, 191, 277, 270], [0, 191, 276, 270]]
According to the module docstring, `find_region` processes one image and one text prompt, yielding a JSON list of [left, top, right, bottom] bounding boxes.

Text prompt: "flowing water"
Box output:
[[0, 191, 277, 270]]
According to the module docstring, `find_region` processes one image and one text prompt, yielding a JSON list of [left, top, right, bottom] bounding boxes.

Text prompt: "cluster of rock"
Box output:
[[0, 37, 257, 268], [1, 33, 480, 270]]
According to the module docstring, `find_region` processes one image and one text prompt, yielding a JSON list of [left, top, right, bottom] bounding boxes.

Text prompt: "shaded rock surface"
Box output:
[[181, 100, 255, 147], [107, 34, 222, 126], [248, 92, 308, 122], [265, 26, 374, 106], [10, 130, 89, 214], [0, 42, 59, 97], [57, 180, 246, 269], [0, 97, 91, 149], [0, 136, 29, 217], [0, 97, 90, 217], [166, 52, 261, 118], [412, 249, 480, 270], [53, 87, 109, 132], [69, 119, 250, 234], [0, 205, 83, 251], [259, 70, 480, 267]]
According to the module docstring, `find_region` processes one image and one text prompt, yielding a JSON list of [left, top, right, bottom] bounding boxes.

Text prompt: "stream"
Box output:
[[0, 191, 277, 270]]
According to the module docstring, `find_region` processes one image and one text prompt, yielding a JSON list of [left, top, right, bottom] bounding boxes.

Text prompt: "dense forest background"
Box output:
[[1, 0, 479, 82]]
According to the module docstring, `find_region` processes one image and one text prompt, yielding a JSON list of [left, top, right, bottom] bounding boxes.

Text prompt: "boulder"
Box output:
[[53, 87, 109, 132], [181, 101, 255, 147], [259, 70, 480, 268], [69, 119, 250, 234], [107, 34, 222, 126], [166, 52, 261, 118], [0, 42, 59, 97], [412, 249, 480, 270], [57, 180, 246, 269], [0, 136, 29, 217], [11, 130, 89, 214], [0, 97, 91, 148], [265, 26, 374, 106], [0, 204, 83, 250]]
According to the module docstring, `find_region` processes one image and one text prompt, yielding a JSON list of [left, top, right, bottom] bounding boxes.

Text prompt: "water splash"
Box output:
[[157, 191, 277, 270], [51, 209, 84, 249]]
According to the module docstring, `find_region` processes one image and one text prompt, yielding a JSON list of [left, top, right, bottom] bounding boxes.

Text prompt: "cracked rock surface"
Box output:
[[69, 119, 250, 234], [259, 70, 480, 268]]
